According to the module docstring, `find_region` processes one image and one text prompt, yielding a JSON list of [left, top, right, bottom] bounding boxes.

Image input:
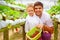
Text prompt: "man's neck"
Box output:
[[38, 14, 42, 18]]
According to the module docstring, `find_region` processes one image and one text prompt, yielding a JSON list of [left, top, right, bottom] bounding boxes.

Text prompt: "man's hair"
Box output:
[[34, 1, 43, 8]]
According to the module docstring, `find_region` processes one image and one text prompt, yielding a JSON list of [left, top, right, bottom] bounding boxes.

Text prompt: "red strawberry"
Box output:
[[15, 28, 18, 32], [31, 31, 39, 38]]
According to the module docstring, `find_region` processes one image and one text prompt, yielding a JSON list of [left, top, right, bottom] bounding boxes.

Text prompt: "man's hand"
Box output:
[[43, 31, 49, 33], [36, 24, 43, 29]]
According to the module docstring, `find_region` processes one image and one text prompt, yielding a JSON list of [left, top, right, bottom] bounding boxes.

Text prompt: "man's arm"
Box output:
[[43, 25, 54, 34], [43, 14, 54, 34]]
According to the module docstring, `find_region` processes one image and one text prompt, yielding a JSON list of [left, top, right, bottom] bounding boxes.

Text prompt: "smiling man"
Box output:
[[34, 1, 54, 40]]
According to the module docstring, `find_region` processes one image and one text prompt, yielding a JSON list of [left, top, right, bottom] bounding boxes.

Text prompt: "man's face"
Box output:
[[34, 5, 43, 16]]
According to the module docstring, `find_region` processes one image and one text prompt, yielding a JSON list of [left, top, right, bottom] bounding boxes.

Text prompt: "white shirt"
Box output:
[[40, 12, 53, 27], [25, 15, 43, 33], [25, 12, 53, 33]]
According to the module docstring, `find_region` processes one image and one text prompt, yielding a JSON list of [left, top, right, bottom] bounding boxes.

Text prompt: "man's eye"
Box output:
[[35, 8, 41, 9], [39, 8, 41, 9], [35, 8, 38, 9]]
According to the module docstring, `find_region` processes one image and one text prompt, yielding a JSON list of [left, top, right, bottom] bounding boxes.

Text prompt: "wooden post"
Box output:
[[53, 19, 58, 40], [23, 24, 26, 40], [21, 24, 26, 40], [3, 27, 9, 40]]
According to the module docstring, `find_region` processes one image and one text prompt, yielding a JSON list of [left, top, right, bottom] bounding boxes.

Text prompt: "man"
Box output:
[[34, 1, 54, 40]]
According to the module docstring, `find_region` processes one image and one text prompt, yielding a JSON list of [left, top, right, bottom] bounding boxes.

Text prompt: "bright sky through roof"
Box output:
[[15, 0, 57, 10]]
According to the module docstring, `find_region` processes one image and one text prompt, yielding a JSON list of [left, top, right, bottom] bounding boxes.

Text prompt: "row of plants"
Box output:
[[47, 0, 60, 40], [4, 0, 26, 9], [0, 0, 28, 32], [0, 5, 26, 32], [0, 4, 27, 21], [47, 0, 60, 16]]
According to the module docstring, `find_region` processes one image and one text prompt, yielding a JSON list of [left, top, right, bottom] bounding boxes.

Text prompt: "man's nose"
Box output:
[[37, 8, 40, 10]]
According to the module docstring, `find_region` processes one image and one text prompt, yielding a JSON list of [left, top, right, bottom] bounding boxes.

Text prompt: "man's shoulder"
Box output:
[[43, 12, 50, 17]]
